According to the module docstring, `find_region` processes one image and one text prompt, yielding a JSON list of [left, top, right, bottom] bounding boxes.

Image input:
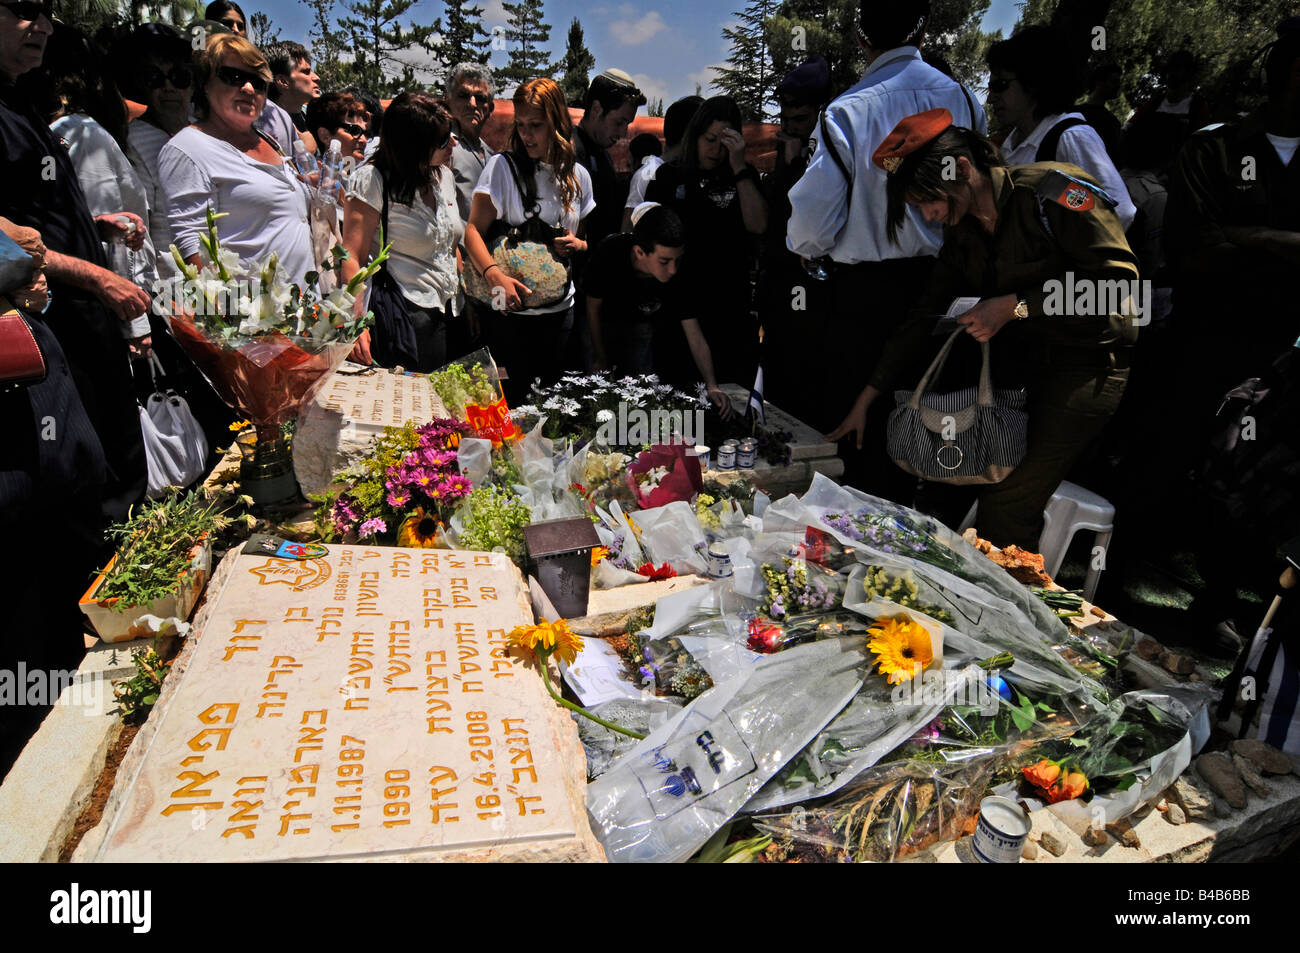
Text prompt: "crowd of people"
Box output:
[[2, 0, 1299, 771]]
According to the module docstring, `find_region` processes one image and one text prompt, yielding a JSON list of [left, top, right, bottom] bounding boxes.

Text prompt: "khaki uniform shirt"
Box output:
[[870, 162, 1140, 393]]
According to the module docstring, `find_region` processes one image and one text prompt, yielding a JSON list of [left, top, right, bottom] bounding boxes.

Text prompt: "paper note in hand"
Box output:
[[933, 296, 982, 335]]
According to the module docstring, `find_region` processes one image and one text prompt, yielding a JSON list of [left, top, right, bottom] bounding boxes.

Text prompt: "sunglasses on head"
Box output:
[[988, 77, 1016, 93], [0, 0, 53, 21], [216, 65, 268, 95], [143, 65, 192, 90]]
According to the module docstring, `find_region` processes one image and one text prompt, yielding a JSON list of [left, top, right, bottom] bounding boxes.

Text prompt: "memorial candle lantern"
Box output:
[[523, 517, 602, 619]]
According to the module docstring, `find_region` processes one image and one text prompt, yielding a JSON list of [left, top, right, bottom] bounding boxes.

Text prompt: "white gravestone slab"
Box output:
[[93, 544, 603, 862], [294, 368, 448, 497]]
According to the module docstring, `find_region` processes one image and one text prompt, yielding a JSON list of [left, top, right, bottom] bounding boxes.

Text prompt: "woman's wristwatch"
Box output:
[[1013, 296, 1029, 320]]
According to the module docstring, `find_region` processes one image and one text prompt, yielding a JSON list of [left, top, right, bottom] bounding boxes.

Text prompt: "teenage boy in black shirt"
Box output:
[[584, 203, 732, 415]]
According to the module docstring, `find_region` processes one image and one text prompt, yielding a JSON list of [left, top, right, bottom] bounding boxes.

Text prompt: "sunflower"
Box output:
[[396, 506, 443, 548], [867, 615, 933, 684], [508, 618, 585, 665]]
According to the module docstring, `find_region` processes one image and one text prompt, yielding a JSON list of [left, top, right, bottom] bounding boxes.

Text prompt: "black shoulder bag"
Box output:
[[367, 170, 422, 368]]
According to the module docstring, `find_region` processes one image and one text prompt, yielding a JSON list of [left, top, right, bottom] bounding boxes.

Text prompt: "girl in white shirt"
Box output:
[[342, 92, 463, 371], [463, 77, 594, 400]]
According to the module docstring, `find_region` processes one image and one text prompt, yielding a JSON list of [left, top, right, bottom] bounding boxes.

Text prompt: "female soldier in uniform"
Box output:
[[828, 109, 1139, 549]]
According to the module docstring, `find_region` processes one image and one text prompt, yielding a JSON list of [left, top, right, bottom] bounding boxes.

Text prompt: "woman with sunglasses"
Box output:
[[464, 77, 594, 401], [305, 91, 368, 164], [158, 32, 313, 283], [204, 0, 245, 36], [340, 92, 462, 371], [115, 24, 194, 278]]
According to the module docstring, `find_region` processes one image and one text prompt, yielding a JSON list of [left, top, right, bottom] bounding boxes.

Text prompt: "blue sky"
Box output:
[[253, 0, 1022, 103]]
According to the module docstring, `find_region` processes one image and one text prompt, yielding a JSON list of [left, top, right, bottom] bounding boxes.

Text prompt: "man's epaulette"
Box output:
[[1035, 169, 1117, 213]]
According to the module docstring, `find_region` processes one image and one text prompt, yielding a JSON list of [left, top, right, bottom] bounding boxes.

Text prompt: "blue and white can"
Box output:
[[972, 796, 1030, 863]]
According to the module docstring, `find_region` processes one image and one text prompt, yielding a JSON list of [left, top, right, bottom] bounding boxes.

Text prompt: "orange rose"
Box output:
[[1022, 759, 1061, 790]]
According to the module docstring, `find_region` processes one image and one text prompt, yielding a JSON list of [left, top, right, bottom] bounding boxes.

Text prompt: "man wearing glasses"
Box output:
[[445, 62, 496, 224], [0, 0, 148, 518]]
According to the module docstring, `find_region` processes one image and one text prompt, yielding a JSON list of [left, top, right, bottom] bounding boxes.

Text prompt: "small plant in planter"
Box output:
[[81, 488, 255, 643], [114, 642, 173, 724]]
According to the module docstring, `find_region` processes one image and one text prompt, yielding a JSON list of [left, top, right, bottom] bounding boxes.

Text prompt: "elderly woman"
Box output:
[[828, 109, 1139, 549], [159, 32, 314, 281], [342, 92, 461, 371]]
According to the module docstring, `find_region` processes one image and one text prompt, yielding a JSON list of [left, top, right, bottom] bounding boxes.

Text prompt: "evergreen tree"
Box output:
[[303, 0, 352, 91], [556, 17, 595, 106], [648, 97, 665, 118], [1018, 0, 1292, 119], [716, 0, 777, 120], [336, 0, 442, 95], [248, 11, 281, 46], [498, 0, 553, 90], [437, 0, 493, 69]]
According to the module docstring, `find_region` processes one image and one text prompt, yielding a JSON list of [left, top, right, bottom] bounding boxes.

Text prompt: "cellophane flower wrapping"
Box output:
[[626, 443, 703, 510], [427, 348, 522, 447]]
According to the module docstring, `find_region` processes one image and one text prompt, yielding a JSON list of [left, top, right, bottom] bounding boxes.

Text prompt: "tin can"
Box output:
[[972, 796, 1029, 863], [706, 542, 733, 579], [737, 438, 757, 470], [687, 444, 711, 472], [716, 440, 737, 470]]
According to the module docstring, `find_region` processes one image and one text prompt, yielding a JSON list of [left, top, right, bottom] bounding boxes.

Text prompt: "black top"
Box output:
[[573, 124, 624, 250], [582, 232, 695, 385], [0, 81, 108, 275], [644, 160, 753, 305]]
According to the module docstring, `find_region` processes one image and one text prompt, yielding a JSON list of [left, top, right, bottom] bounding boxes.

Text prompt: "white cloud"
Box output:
[[481, 0, 508, 28], [609, 11, 668, 46], [688, 64, 724, 94], [630, 73, 671, 109]]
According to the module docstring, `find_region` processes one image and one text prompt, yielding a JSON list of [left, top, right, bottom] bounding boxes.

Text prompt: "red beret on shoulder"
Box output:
[[872, 108, 954, 174]]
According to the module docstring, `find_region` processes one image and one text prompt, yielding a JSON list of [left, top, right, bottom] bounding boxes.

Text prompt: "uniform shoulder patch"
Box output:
[[1035, 169, 1117, 213]]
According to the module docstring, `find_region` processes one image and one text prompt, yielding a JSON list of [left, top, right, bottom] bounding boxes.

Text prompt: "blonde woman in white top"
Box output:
[[341, 92, 463, 371]]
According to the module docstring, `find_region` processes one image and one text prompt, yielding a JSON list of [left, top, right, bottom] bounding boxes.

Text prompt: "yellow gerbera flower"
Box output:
[[867, 615, 933, 685], [508, 618, 585, 665], [591, 545, 610, 567], [396, 507, 443, 548]]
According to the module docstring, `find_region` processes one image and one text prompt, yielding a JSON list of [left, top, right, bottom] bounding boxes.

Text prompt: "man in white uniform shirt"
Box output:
[[786, 0, 985, 500]]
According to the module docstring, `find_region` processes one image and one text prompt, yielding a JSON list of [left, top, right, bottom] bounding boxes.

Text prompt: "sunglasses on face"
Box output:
[[215, 65, 268, 95], [337, 122, 365, 137], [988, 77, 1016, 94], [0, 0, 53, 21], [143, 65, 192, 90], [436, 131, 455, 150]]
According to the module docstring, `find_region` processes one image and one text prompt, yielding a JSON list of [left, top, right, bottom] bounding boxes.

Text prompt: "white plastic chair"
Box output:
[[956, 481, 1115, 604]]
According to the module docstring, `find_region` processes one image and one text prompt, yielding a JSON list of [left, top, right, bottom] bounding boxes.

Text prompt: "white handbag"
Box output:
[[137, 352, 209, 498]]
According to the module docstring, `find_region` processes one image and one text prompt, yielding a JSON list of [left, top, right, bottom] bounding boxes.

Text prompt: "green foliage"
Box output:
[[303, 0, 439, 96], [556, 18, 595, 108], [458, 485, 532, 563], [428, 361, 497, 418], [248, 11, 281, 46], [764, 0, 998, 103], [436, 0, 493, 73], [498, 0, 553, 89], [1018, 0, 1293, 119], [98, 489, 250, 610], [114, 643, 171, 723], [647, 97, 665, 118], [716, 0, 779, 120]]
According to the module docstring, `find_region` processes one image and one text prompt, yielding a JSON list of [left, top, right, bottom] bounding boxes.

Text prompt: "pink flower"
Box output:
[[358, 517, 387, 537], [386, 486, 411, 507]]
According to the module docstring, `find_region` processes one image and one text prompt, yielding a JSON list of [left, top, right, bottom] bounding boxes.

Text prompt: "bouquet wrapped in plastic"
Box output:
[[427, 348, 521, 447], [160, 207, 385, 442]]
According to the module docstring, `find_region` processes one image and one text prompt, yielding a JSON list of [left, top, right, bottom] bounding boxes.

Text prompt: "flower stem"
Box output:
[[535, 651, 646, 740]]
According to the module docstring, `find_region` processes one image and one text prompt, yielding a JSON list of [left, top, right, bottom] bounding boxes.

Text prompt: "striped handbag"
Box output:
[[886, 329, 1028, 485]]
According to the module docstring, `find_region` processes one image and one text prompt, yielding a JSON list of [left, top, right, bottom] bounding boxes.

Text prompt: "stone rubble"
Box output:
[[1196, 751, 1247, 809]]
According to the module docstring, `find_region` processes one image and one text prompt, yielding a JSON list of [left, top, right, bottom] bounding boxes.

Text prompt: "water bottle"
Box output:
[[319, 139, 343, 203], [292, 139, 319, 187]]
